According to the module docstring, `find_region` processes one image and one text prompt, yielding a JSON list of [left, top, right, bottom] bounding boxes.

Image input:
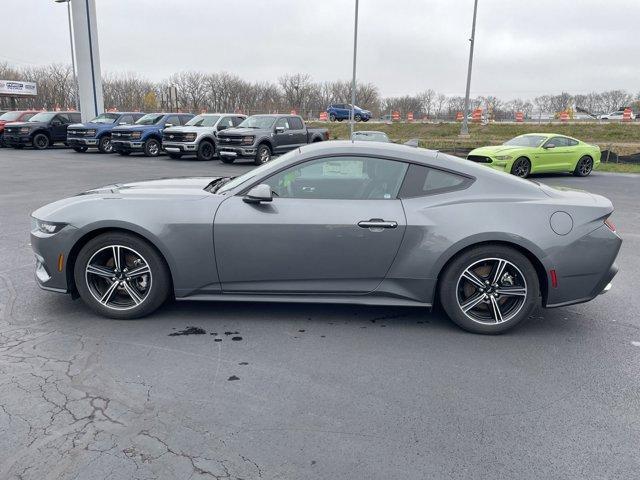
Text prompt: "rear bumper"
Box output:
[[112, 140, 144, 152], [545, 225, 621, 308]]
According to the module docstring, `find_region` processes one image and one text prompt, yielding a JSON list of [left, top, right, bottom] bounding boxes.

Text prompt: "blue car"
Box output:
[[326, 104, 371, 122], [111, 112, 194, 157], [67, 112, 145, 154]]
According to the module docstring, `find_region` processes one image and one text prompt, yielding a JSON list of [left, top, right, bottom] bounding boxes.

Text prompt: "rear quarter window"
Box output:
[[399, 164, 472, 198]]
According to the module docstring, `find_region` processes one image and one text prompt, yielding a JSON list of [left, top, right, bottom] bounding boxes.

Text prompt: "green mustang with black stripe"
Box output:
[[467, 134, 601, 178]]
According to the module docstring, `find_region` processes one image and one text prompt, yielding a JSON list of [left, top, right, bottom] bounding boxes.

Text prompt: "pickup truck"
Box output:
[[0, 110, 38, 147], [217, 114, 329, 165], [162, 113, 246, 160], [111, 112, 194, 157], [3, 111, 81, 149], [67, 112, 145, 153]]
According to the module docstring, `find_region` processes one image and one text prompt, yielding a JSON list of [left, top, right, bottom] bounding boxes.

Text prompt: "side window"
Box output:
[[181, 115, 193, 125], [289, 117, 304, 130], [399, 164, 471, 198], [275, 117, 290, 130], [566, 138, 578, 146], [232, 116, 245, 126], [56, 114, 71, 124], [219, 116, 235, 128], [545, 136, 569, 148], [165, 115, 180, 126], [71, 113, 81, 123], [119, 115, 134, 125], [264, 156, 408, 200]]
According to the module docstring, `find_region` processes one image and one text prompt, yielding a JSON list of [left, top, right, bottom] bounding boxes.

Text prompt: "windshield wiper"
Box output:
[[207, 177, 235, 193]]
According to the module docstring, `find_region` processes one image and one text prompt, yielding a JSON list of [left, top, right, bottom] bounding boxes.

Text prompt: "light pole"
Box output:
[[349, 0, 359, 139], [54, 0, 80, 111], [460, 0, 479, 137]]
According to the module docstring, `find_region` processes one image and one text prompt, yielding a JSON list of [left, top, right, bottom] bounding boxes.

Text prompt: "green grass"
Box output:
[[596, 162, 640, 174], [308, 121, 640, 154]]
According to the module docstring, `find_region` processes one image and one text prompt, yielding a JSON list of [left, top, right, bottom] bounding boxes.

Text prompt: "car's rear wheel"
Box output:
[[573, 156, 593, 177], [439, 245, 540, 334], [144, 138, 160, 157], [98, 136, 113, 154], [254, 144, 272, 165], [510, 157, 531, 178], [354, 114, 362, 122], [74, 232, 171, 319], [33, 133, 50, 150], [329, 113, 336, 122], [196, 140, 215, 161], [73, 146, 88, 153]]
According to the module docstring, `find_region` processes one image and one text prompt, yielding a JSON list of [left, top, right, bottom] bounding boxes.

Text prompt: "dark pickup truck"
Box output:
[[216, 114, 328, 165], [3, 111, 81, 149]]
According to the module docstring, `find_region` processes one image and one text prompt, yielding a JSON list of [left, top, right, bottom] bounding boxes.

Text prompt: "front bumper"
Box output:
[[112, 140, 144, 152], [68, 137, 98, 147], [30, 225, 79, 294], [3, 134, 32, 147], [163, 141, 198, 153], [218, 146, 256, 158]]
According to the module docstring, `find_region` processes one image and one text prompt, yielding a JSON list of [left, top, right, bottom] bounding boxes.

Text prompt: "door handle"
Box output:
[[358, 219, 398, 229]]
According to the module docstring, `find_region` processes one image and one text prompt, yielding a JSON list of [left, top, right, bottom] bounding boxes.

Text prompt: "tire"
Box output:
[[573, 155, 593, 177], [220, 156, 235, 164], [510, 157, 531, 178], [32, 133, 50, 150], [73, 146, 88, 153], [117, 151, 131, 156], [98, 136, 113, 154], [354, 114, 362, 122], [329, 113, 336, 122], [167, 152, 183, 159], [438, 245, 540, 334], [254, 143, 272, 165], [143, 138, 160, 157], [73, 232, 171, 319], [196, 140, 215, 161]]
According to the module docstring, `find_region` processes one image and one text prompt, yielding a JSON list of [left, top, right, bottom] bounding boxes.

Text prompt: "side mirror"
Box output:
[[275, 126, 285, 134], [543, 143, 555, 149], [217, 124, 227, 131], [243, 184, 273, 204]]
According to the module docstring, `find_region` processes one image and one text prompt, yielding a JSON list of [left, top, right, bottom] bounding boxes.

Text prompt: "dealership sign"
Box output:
[[0, 80, 38, 96]]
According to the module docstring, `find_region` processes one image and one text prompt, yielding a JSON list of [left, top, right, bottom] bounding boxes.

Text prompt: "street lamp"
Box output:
[[460, 0, 479, 137], [54, 0, 80, 111], [349, 0, 359, 139]]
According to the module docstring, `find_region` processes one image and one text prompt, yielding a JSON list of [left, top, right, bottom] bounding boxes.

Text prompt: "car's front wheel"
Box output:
[[254, 144, 272, 165], [573, 156, 593, 177], [196, 140, 215, 161], [510, 157, 531, 178], [74, 232, 171, 319], [439, 245, 540, 334], [143, 138, 160, 157], [329, 113, 336, 122], [33, 133, 50, 150], [98, 136, 113, 154]]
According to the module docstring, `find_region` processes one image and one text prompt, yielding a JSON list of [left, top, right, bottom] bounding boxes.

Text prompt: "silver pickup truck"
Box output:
[[162, 113, 246, 160]]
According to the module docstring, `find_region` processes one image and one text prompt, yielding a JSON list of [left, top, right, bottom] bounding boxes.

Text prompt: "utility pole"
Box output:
[[54, 0, 79, 111], [460, 0, 479, 137], [349, 0, 359, 139]]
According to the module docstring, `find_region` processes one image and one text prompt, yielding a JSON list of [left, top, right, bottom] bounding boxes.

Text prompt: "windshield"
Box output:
[[238, 116, 276, 129], [135, 113, 164, 125], [28, 112, 57, 123], [90, 113, 120, 124], [503, 135, 547, 147], [217, 149, 300, 194], [351, 131, 389, 142], [185, 115, 220, 127], [0, 111, 29, 122]]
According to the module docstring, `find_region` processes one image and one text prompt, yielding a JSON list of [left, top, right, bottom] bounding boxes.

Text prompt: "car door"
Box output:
[[535, 136, 572, 172], [213, 155, 409, 293], [272, 117, 294, 153], [287, 116, 307, 148], [51, 114, 71, 142]]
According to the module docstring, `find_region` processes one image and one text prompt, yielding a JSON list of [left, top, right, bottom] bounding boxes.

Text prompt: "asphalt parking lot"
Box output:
[[1, 147, 639, 480]]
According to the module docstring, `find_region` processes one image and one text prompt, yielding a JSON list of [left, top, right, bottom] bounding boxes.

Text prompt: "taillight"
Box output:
[[550, 269, 558, 288], [604, 218, 616, 233]]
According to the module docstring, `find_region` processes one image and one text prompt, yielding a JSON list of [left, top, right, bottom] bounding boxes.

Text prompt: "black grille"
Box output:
[[217, 135, 243, 145], [4, 126, 19, 134], [112, 131, 133, 140], [163, 132, 189, 142], [67, 128, 86, 137], [467, 155, 493, 163]]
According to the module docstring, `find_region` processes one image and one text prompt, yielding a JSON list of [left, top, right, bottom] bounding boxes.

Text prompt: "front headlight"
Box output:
[[32, 218, 67, 234], [85, 129, 97, 137], [241, 136, 255, 145], [495, 155, 512, 161], [184, 133, 197, 142], [131, 131, 142, 139], [19, 127, 31, 133]]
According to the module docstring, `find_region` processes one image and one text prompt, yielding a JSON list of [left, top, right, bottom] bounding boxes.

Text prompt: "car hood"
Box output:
[[5, 121, 46, 129], [70, 122, 114, 129], [469, 145, 528, 156], [32, 177, 223, 221], [218, 127, 260, 136], [111, 124, 158, 132], [164, 126, 207, 134]]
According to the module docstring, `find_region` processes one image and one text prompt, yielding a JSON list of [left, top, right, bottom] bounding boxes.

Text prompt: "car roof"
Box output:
[[352, 131, 388, 135], [516, 132, 581, 141], [197, 113, 246, 116]]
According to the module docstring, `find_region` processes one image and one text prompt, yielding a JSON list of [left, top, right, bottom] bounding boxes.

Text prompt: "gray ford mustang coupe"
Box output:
[[30, 141, 621, 334]]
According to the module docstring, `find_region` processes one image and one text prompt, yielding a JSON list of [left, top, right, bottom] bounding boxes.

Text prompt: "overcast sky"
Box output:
[[2, 0, 639, 99]]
